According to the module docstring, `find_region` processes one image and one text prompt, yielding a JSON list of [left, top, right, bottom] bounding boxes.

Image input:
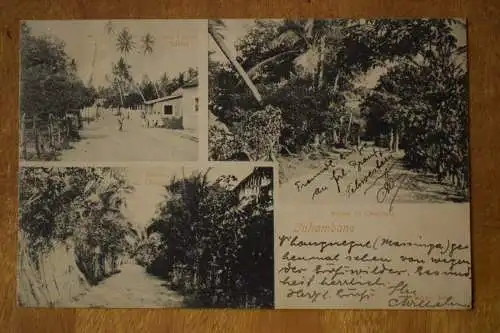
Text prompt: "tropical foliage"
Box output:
[[20, 23, 96, 118], [136, 167, 274, 308], [19, 167, 136, 284], [209, 19, 468, 189]]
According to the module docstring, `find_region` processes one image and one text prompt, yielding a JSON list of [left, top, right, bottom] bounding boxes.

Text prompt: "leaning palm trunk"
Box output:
[[208, 24, 262, 104], [153, 81, 161, 98], [117, 83, 124, 108], [131, 79, 147, 103]]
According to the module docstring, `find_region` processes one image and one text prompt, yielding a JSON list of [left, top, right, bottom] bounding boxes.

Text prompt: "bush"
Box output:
[[139, 168, 274, 308]]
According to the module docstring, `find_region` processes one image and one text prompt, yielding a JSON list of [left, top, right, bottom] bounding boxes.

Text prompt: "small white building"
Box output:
[[144, 79, 199, 131]]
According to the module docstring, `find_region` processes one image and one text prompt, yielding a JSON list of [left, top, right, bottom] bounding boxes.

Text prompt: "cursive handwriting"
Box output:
[[294, 160, 334, 192], [286, 288, 329, 303], [336, 288, 375, 302], [277, 234, 471, 308], [376, 173, 407, 212], [388, 294, 469, 308], [376, 238, 469, 258], [278, 235, 374, 254], [348, 148, 384, 172], [345, 153, 393, 198]]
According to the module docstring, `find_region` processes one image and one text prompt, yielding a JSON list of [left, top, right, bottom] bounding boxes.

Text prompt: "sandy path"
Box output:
[[58, 111, 198, 162], [278, 146, 467, 206], [64, 263, 184, 308]]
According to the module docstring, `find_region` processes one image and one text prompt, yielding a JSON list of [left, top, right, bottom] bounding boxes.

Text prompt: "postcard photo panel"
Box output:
[[19, 20, 206, 163], [17, 164, 275, 308]]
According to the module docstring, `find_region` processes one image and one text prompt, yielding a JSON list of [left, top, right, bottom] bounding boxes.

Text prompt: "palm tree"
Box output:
[[140, 33, 160, 98], [87, 40, 97, 87], [208, 19, 263, 103], [141, 33, 155, 55], [158, 72, 170, 96], [246, 20, 320, 88], [116, 28, 135, 56], [111, 27, 146, 104], [110, 58, 132, 111]]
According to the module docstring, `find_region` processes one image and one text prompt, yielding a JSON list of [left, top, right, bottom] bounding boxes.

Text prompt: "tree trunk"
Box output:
[[318, 35, 326, 89], [388, 128, 394, 152], [48, 115, 53, 149], [153, 81, 161, 98], [332, 127, 338, 145], [208, 26, 263, 104], [394, 130, 399, 153], [345, 112, 353, 146], [332, 70, 341, 93], [131, 79, 147, 103], [313, 133, 320, 150], [33, 116, 41, 159], [117, 85, 124, 107]]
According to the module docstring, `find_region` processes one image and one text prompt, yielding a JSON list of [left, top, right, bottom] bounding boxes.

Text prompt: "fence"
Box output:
[[20, 111, 82, 161]]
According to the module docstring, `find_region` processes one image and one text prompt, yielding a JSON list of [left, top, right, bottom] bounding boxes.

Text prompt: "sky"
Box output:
[[27, 20, 203, 87], [121, 165, 254, 228]]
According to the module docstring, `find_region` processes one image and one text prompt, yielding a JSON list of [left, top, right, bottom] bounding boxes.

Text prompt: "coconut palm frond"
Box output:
[[304, 19, 315, 38], [246, 49, 301, 79], [208, 19, 227, 40], [116, 28, 135, 56], [269, 30, 303, 49], [141, 33, 155, 55], [454, 45, 467, 56]]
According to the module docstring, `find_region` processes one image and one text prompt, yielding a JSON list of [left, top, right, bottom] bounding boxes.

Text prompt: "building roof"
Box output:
[[144, 78, 198, 105], [233, 167, 272, 195], [144, 94, 183, 105]]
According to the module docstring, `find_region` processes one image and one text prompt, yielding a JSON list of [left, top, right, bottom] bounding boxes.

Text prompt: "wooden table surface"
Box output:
[[1, 1, 499, 332]]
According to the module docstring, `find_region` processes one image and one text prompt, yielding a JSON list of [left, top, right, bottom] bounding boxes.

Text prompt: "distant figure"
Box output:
[[140, 110, 148, 128], [117, 111, 125, 131]]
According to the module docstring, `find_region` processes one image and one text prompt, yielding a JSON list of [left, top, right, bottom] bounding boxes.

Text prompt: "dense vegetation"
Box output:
[[19, 167, 137, 284], [209, 19, 468, 190], [20, 23, 96, 119], [135, 168, 274, 308]]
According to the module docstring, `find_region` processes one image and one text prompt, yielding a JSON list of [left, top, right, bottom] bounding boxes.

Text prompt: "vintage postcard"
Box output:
[[18, 19, 470, 310]]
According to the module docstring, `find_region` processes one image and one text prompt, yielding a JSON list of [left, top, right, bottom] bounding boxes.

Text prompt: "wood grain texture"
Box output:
[[1, 0, 499, 332]]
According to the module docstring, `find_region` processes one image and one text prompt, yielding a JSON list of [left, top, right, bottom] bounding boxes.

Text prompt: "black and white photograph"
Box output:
[[18, 165, 274, 308], [208, 19, 469, 206], [20, 20, 203, 162]]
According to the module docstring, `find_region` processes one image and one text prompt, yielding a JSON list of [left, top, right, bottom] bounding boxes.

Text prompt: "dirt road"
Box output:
[[278, 145, 467, 207], [64, 264, 184, 308], [59, 111, 198, 162]]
